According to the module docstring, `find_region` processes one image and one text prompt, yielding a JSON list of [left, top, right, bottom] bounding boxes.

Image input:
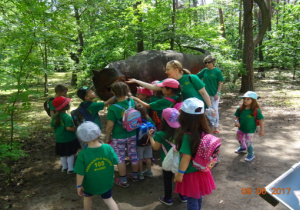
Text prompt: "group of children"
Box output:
[[48, 78, 264, 209]]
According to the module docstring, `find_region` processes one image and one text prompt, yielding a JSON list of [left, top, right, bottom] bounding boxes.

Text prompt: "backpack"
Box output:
[[239, 106, 260, 126], [165, 97, 183, 110], [113, 99, 142, 131], [136, 119, 156, 146], [71, 101, 94, 127], [192, 133, 221, 172], [149, 109, 161, 130], [43, 97, 55, 117]]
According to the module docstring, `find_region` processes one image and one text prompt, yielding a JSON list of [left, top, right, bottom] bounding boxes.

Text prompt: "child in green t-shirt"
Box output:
[[106, 82, 139, 188], [74, 121, 119, 210], [148, 108, 187, 206], [51, 96, 80, 174], [49, 85, 68, 117], [136, 86, 153, 103], [135, 103, 155, 180], [76, 86, 115, 130], [174, 98, 216, 210], [131, 78, 183, 120], [234, 91, 265, 162]]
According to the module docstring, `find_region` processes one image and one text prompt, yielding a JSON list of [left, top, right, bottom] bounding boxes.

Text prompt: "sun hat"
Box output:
[[156, 78, 180, 89], [137, 86, 153, 97], [162, 108, 180, 128], [77, 86, 91, 100], [180, 98, 205, 115], [239, 91, 258, 100], [52, 96, 71, 111], [76, 121, 101, 142]]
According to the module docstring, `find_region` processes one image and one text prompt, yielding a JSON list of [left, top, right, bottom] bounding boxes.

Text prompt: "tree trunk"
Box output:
[[43, 42, 49, 96], [266, 0, 272, 31], [71, 6, 84, 86], [240, 0, 254, 93], [253, 0, 271, 47], [240, 0, 270, 93], [258, 6, 265, 78], [218, 8, 226, 38], [170, 0, 175, 50], [238, 0, 243, 60], [134, 1, 144, 52]]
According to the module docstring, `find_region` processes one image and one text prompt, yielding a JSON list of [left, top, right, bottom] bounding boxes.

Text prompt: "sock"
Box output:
[[120, 176, 127, 183], [60, 156, 68, 170], [67, 154, 75, 171]]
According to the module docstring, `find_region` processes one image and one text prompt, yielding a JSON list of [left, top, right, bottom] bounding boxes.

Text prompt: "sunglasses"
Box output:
[[170, 60, 179, 69], [205, 61, 212, 64]]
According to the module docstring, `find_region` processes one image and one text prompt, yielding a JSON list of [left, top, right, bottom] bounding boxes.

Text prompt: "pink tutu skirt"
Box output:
[[175, 170, 216, 199]]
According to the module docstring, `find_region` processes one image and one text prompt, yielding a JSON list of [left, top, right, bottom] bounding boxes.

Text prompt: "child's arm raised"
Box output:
[[104, 96, 117, 106], [106, 120, 114, 143], [76, 174, 84, 197], [126, 79, 161, 91], [174, 153, 191, 183], [148, 129, 161, 150], [131, 96, 151, 109]]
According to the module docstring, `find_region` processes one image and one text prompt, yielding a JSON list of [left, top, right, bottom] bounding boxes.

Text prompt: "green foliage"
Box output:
[[263, 3, 300, 72], [0, 142, 28, 174]]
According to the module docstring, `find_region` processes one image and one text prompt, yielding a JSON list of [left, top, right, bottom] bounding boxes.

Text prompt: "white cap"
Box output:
[[180, 98, 205, 115], [76, 121, 101, 142], [239, 91, 258, 100]]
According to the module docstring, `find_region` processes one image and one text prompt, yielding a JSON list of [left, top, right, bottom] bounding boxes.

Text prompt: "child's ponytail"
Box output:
[[54, 113, 61, 127]]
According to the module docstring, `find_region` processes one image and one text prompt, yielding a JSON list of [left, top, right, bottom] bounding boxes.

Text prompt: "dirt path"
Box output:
[[1, 73, 300, 210]]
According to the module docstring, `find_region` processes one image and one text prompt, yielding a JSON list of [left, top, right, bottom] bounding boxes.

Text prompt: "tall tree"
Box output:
[[134, 1, 144, 52], [170, 0, 176, 50], [240, 0, 270, 92], [219, 8, 226, 38]]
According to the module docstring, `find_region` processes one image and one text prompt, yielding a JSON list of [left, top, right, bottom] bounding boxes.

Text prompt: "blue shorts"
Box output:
[[83, 189, 112, 199]]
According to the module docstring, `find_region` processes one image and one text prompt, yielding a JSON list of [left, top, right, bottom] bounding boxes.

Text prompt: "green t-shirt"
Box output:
[[74, 144, 118, 195], [81, 101, 105, 129], [150, 95, 161, 103], [234, 107, 264, 133], [177, 74, 206, 106], [107, 98, 137, 139], [153, 131, 175, 162], [179, 134, 198, 174], [197, 67, 224, 96], [51, 113, 77, 143], [49, 100, 55, 111], [149, 95, 178, 119]]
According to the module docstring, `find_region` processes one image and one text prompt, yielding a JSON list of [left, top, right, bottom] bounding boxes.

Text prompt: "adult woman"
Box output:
[[197, 55, 224, 134], [127, 60, 215, 113]]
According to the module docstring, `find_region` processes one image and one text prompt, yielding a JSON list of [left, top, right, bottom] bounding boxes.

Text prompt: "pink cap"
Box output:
[[151, 80, 160, 85], [137, 87, 153, 97], [162, 108, 180, 128], [156, 78, 180, 89]]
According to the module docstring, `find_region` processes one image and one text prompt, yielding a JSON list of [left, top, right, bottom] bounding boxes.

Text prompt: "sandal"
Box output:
[[213, 130, 220, 134]]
